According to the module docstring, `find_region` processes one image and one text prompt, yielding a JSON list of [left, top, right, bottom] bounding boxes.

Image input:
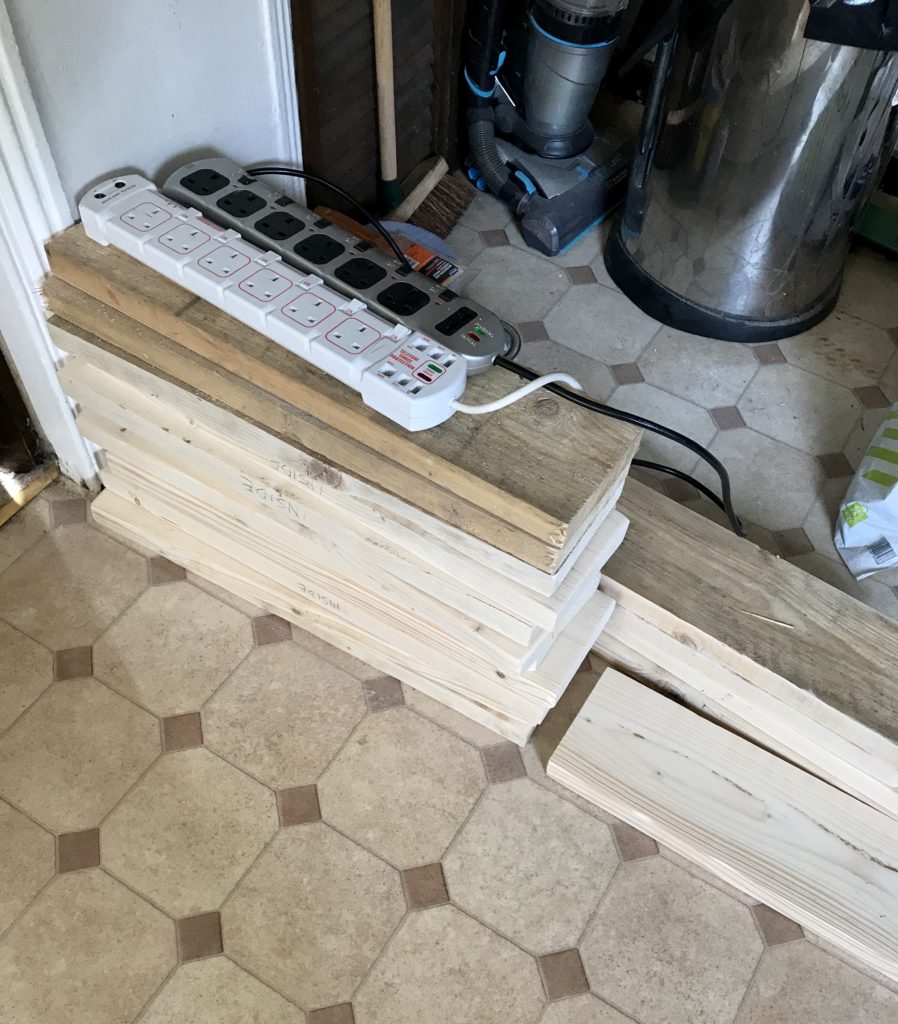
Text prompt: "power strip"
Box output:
[[78, 175, 469, 430], [163, 157, 517, 375]]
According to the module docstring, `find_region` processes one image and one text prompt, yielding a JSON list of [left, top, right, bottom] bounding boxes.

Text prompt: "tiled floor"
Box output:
[[449, 193, 898, 620], [1, 486, 897, 1022]]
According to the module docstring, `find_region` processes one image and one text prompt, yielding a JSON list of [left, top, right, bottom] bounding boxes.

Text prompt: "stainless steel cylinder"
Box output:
[[605, 0, 898, 341]]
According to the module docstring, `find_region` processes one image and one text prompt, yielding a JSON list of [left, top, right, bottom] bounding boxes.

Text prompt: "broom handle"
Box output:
[[373, 0, 398, 185]]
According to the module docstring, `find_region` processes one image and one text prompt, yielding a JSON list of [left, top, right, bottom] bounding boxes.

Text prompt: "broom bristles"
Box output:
[[408, 174, 476, 239]]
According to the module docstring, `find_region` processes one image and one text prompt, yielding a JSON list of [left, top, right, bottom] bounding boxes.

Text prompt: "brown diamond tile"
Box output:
[[891, 326, 898, 346], [252, 613, 292, 646], [612, 821, 658, 861], [662, 478, 695, 503], [50, 497, 87, 528], [710, 406, 746, 430], [277, 783, 321, 826], [57, 828, 100, 872], [518, 320, 549, 343], [364, 675, 404, 712], [610, 362, 644, 385], [148, 556, 187, 586], [538, 948, 590, 1000], [177, 911, 223, 962], [309, 1005, 355, 1024], [162, 712, 204, 752], [482, 742, 526, 783], [817, 452, 855, 479], [773, 526, 815, 558], [853, 384, 891, 409], [402, 863, 449, 909], [566, 265, 596, 286], [479, 228, 509, 247], [752, 343, 786, 365], [751, 903, 804, 945], [53, 645, 93, 681]]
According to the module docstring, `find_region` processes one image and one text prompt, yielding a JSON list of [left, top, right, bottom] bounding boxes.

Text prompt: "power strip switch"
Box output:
[[78, 175, 469, 431]]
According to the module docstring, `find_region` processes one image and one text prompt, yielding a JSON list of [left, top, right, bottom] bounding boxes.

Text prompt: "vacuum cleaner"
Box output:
[[464, 0, 632, 256]]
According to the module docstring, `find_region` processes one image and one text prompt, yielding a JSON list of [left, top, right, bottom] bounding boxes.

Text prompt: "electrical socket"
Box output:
[[119, 201, 174, 234], [294, 233, 346, 266], [216, 189, 266, 219], [179, 167, 229, 196], [228, 266, 304, 330], [334, 257, 387, 290], [254, 211, 305, 241]]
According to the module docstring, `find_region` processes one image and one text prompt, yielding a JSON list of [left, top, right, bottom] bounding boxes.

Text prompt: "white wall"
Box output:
[[5, 0, 302, 211]]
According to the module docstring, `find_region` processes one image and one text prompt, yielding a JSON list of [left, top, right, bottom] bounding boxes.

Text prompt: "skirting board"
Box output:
[[548, 669, 898, 983]]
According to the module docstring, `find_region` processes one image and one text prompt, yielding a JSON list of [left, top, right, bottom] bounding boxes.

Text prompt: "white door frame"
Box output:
[[0, 5, 98, 486], [0, 1, 303, 488]]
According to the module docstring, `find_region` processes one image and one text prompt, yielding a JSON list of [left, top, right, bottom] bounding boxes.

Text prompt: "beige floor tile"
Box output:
[[639, 327, 758, 408], [103, 747, 277, 917], [521, 743, 618, 826], [465, 245, 570, 322], [541, 994, 634, 1024], [401, 683, 504, 747], [0, 678, 160, 831], [203, 642, 366, 789], [842, 407, 889, 469], [735, 942, 898, 1023], [837, 252, 898, 330], [0, 619, 53, 733], [0, 800, 54, 933], [878, 347, 898, 403], [607, 383, 713, 473], [355, 903, 544, 1024], [141, 956, 303, 1024], [185, 571, 267, 618], [519, 340, 617, 401], [457, 190, 512, 232], [0, 498, 51, 574], [0, 524, 147, 649], [0, 870, 175, 1024], [291, 624, 384, 681], [546, 285, 660, 364], [444, 778, 618, 953], [581, 857, 762, 1024], [696, 428, 824, 532], [93, 581, 253, 716], [739, 364, 861, 454], [781, 311, 895, 388], [223, 824, 404, 1009], [318, 707, 484, 868], [446, 224, 485, 268]]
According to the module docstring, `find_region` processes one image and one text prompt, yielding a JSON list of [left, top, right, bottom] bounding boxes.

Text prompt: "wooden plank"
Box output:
[[548, 668, 898, 983], [0, 463, 58, 527], [595, 604, 898, 820], [44, 226, 640, 569], [608, 478, 898, 748], [50, 316, 621, 598]]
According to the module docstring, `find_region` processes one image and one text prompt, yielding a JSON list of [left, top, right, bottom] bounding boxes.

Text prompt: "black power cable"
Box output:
[[495, 354, 746, 536], [247, 165, 413, 270]]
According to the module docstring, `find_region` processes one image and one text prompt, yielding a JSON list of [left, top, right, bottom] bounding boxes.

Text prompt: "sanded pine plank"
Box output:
[[608, 478, 898, 748], [595, 604, 898, 820], [549, 668, 898, 982], [91, 490, 530, 743], [44, 226, 640, 569], [46, 307, 619, 591], [58, 346, 626, 630], [0, 464, 58, 527]]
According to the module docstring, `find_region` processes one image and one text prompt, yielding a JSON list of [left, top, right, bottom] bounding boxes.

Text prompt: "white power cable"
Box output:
[[450, 372, 583, 415]]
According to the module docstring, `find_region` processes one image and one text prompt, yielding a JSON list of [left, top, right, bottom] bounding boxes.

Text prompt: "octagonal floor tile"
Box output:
[[542, 994, 633, 1024], [457, 190, 511, 232], [141, 957, 303, 1024], [103, 747, 277, 917], [520, 340, 617, 402], [545, 284, 660, 365], [0, 870, 175, 1024], [739, 364, 861, 454], [443, 778, 618, 953], [203, 642, 366, 789], [354, 903, 544, 1024], [580, 857, 762, 1024], [223, 824, 404, 1010], [0, 678, 160, 831], [838, 252, 898, 330], [780, 311, 895, 389], [0, 799, 54, 933], [0, 524, 147, 649], [0, 619, 53, 732], [735, 942, 898, 1023], [318, 707, 484, 868], [465, 245, 571, 322], [93, 581, 253, 716], [0, 497, 51, 575]]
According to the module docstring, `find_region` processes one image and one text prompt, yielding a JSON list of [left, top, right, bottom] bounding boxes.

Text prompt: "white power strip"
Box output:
[[78, 175, 469, 430]]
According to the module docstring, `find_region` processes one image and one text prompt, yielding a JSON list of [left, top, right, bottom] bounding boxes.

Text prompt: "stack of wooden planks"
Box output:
[[43, 225, 642, 743]]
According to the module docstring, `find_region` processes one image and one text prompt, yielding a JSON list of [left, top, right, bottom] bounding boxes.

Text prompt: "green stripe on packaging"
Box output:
[[883, 428, 898, 442], [887, 410, 898, 420], [864, 469, 898, 487], [868, 445, 898, 466]]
